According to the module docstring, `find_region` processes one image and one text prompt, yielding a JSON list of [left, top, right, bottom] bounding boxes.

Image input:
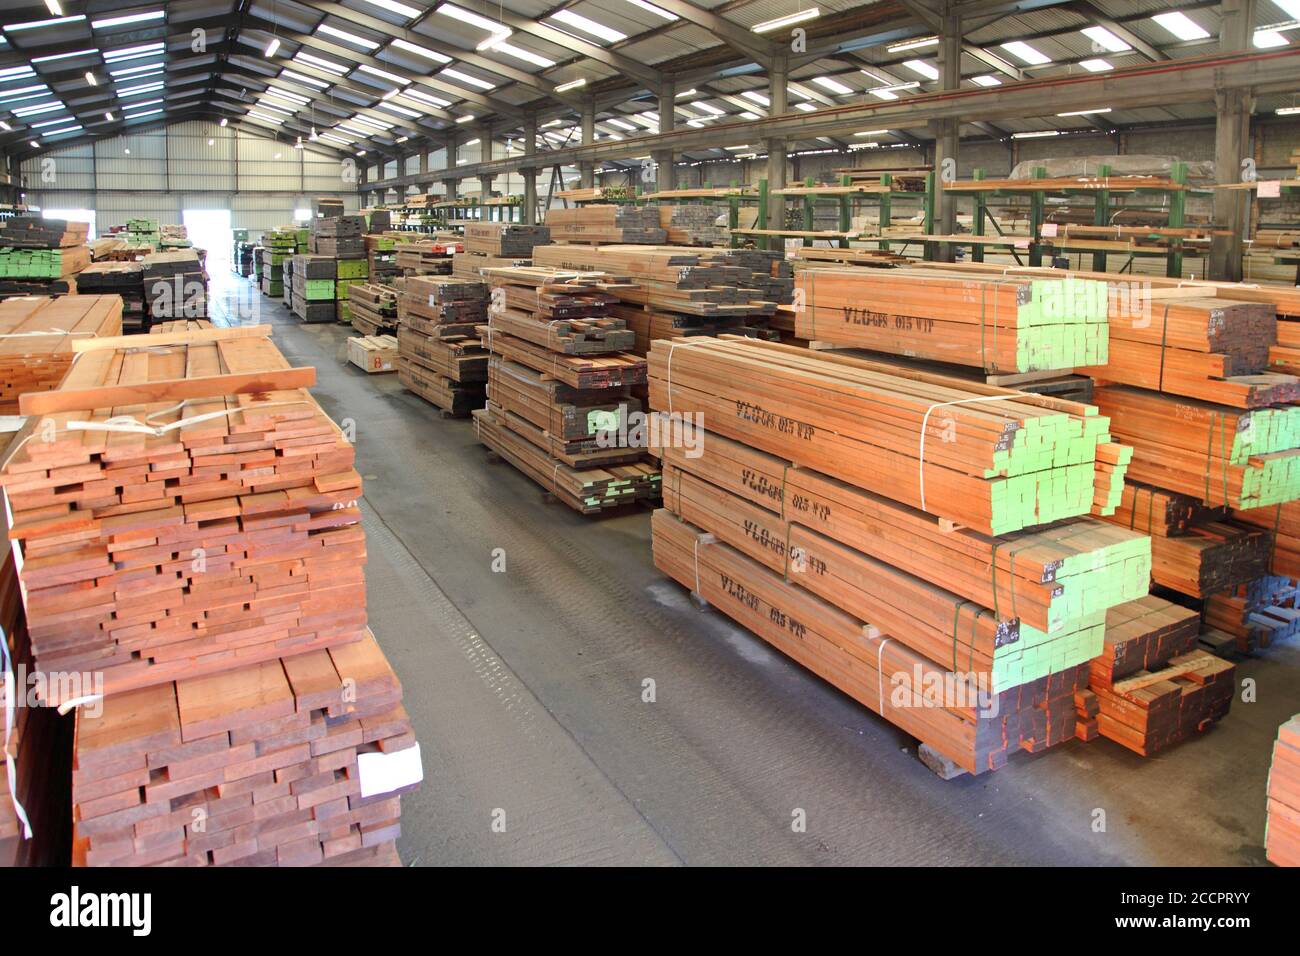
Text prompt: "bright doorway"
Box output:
[[182, 208, 233, 270]]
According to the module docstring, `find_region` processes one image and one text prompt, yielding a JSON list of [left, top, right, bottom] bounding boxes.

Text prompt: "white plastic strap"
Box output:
[[0, 627, 32, 840], [57, 694, 102, 716], [875, 637, 892, 714], [917, 394, 1020, 513], [0, 328, 93, 339], [664, 340, 703, 416], [65, 399, 309, 439], [693, 535, 703, 597]]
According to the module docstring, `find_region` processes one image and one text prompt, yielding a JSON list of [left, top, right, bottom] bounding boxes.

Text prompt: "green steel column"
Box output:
[[1092, 163, 1111, 273], [879, 173, 893, 252], [972, 168, 987, 263], [922, 171, 936, 261], [1168, 161, 1187, 278], [1028, 166, 1046, 267]]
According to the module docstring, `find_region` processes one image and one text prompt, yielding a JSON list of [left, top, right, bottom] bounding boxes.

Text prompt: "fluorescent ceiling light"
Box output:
[[92, 10, 164, 29], [870, 88, 898, 100], [125, 108, 162, 118], [794, 101, 817, 111], [752, 9, 819, 33], [440, 68, 495, 90], [29, 116, 71, 128], [0, 84, 48, 100], [2, 15, 86, 31], [888, 36, 938, 53], [724, 144, 751, 151], [338, 124, 373, 136], [1000, 41, 1050, 65], [360, 0, 423, 17], [970, 74, 1002, 87], [741, 90, 770, 106], [549, 9, 626, 43], [903, 59, 939, 80], [1058, 107, 1112, 116], [294, 51, 349, 74], [626, 0, 678, 20], [1277, 106, 1300, 115], [1275, 0, 1300, 16], [1151, 12, 1210, 41], [248, 109, 285, 124], [44, 0, 62, 14], [693, 101, 726, 115], [123, 98, 162, 109], [104, 42, 165, 61], [117, 81, 165, 96], [607, 117, 636, 130], [359, 64, 409, 84], [103, 112, 113, 121], [110, 61, 164, 77], [556, 79, 586, 93], [32, 48, 96, 62], [404, 88, 452, 107], [396, 135, 408, 143], [811, 76, 853, 95], [456, 113, 475, 123], [463, 138, 480, 146], [676, 88, 697, 98], [0, 121, 12, 130], [317, 24, 379, 49], [437, 4, 508, 37], [492, 41, 556, 67], [1255, 31, 1289, 48], [321, 133, 351, 144], [220, 118, 228, 126], [0, 67, 36, 80], [740, 111, 760, 120], [265, 37, 280, 57], [1079, 58, 1113, 72], [265, 85, 309, 104], [1081, 26, 1131, 53], [1011, 130, 1060, 139], [390, 38, 452, 63], [378, 100, 422, 118], [279, 69, 329, 89], [29, 141, 39, 148], [872, 81, 919, 94], [855, 129, 888, 136], [349, 114, 393, 129], [13, 101, 64, 116], [42, 124, 81, 136]]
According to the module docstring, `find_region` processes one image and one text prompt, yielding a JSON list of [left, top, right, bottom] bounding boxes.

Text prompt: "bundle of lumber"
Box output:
[[75, 262, 145, 333], [653, 509, 1090, 775], [0, 278, 77, 300], [395, 241, 454, 275], [348, 334, 398, 373], [1087, 596, 1233, 756], [143, 251, 207, 322], [545, 205, 668, 244], [71, 631, 419, 867], [347, 282, 398, 337], [0, 325, 367, 699], [943, 175, 1187, 193], [1203, 576, 1300, 653], [792, 246, 909, 268], [150, 319, 213, 333], [834, 167, 930, 191], [464, 222, 551, 257], [0, 246, 90, 279], [1108, 481, 1222, 537], [309, 215, 365, 258], [290, 255, 336, 323], [606, 302, 778, 356], [1094, 385, 1300, 510], [794, 268, 1108, 373], [0, 216, 89, 248], [0, 295, 123, 412], [452, 252, 531, 279], [1266, 714, 1300, 867], [649, 337, 1124, 535], [657, 205, 728, 246], [396, 277, 489, 416], [1236, 500, 1300, 578], [481, 267, 635, 353], [99, 244, 152, 262]]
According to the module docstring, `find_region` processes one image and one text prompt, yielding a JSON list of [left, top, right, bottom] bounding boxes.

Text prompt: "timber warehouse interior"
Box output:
[[0, 0, 1299, 880]]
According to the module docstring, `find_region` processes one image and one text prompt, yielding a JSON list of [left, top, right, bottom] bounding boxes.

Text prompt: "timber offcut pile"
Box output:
[[464, 222, 550, 258], [475, 267, 659, 512], [1266, 714, 1300, 867], [545, 205, 668, 244], [0, 294, 123, 412], [396, 276, 490, 416], [794, 268, 1109, 374], [651, 337, 1151, 775]]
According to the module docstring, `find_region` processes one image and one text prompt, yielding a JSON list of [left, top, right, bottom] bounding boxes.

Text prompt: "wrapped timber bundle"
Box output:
[[793, 268, 1109, 374], [348, 282, 399, 336], [143, 250, 207, 324], [290, 254, 337, 324], [397, 276, 490, 417], [0, 295, 123, 413], [395, 240, 455, 276], [0, 325, 366, 700], [74, 262, 146, 333], [656, 205, 728, 246], [544, 205, 668, 244], [649, 337, 1125, 536], [1266, 714, 1300, 867], [476, 267, 660, 511], [1203, 577, 1300, 653], [464, 222, 551, 258], [71, 631, 419, 867], [309, 215, 365, 258], [1086, 597, 1233, 756], [1094, 385, 1300, 511]]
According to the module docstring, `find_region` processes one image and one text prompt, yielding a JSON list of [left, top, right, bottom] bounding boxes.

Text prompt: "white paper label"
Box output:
[[1041, 223, 1059, 238], [357, 742, 424, 798], [1259, 180, 1282, 198]]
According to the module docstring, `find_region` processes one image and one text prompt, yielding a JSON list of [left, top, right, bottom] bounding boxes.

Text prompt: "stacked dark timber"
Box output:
[[654, 510, 1092, 775], [649, 337, 1125, 536], [396, 276, 489, 417], [1203, 577, 1300, 653], [71, 632, 417, 867], [1094, 385, 1300, 510], [464, 222, 550, 258], [794, 268, 1109, 374], [395, 241, 454, 276], [1080, 595, 1235, 755], [476, 267, 660, 512], [1236, 500, 1300, 579], [0, 295, 123, 413], [1266, 714, 1300, 867], [452, 252, 530, 280], [545, 205, 668, 244], [0, 325, 365, 698], [1079, 297, 1300, 407], [75, 262, 146, 333], [1107, 481, 1220, 537], [657, 205, 728, 246], [308, 215, 365, 258], [143, 251, 207, 323], [0, 216, 89, 248], [291, 255, 336, 324], [363, 235, 398, 283], [347, 283, 398, 337]]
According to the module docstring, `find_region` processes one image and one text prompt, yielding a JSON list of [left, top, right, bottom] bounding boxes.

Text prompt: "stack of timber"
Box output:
[[1094, 385, 1300, 510], [395, 240, 455, 276], [0, 217, 89, 248], [656, 205, 728, 246], [143, 250, 207, 323], [464, 222, 551, 258], [545, 205, 668, 245], [1236, 500, 1300, 579], [71, 633, 417, 867], [1079, 296, 1299, 407], [100, 243, 152, 263], [347, 283, 399, 336], [0, 295, 123, 413], [1081, 595, 1235, 755], [0, 246, 90, 280], [159, 224, 191, 249], [364, 234, 398, 284], [649, 337, 1127, 536], [651, 340, 1150, 775], [1203, 577, 1300, 653], [0, 325, 366, 696], [150, 319, 213, 334], [1266, 714, 1300, 867], [259, 230, 296, 297], [333, 257, 370, 324], [791, 246, 909, 269], [74, 262, 146, 333], [309, 215, 365, 258], [794, 268, 1108, 374], [290, 255, 337, 324], [476, 267, 659, 511], [396, 276, 490, 416]]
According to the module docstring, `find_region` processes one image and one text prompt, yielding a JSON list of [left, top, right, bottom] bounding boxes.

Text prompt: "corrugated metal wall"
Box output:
[[19, 121, 359, 240]]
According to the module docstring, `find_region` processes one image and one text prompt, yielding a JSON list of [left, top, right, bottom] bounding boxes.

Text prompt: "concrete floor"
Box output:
[[217, 275, 1298, 866]]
